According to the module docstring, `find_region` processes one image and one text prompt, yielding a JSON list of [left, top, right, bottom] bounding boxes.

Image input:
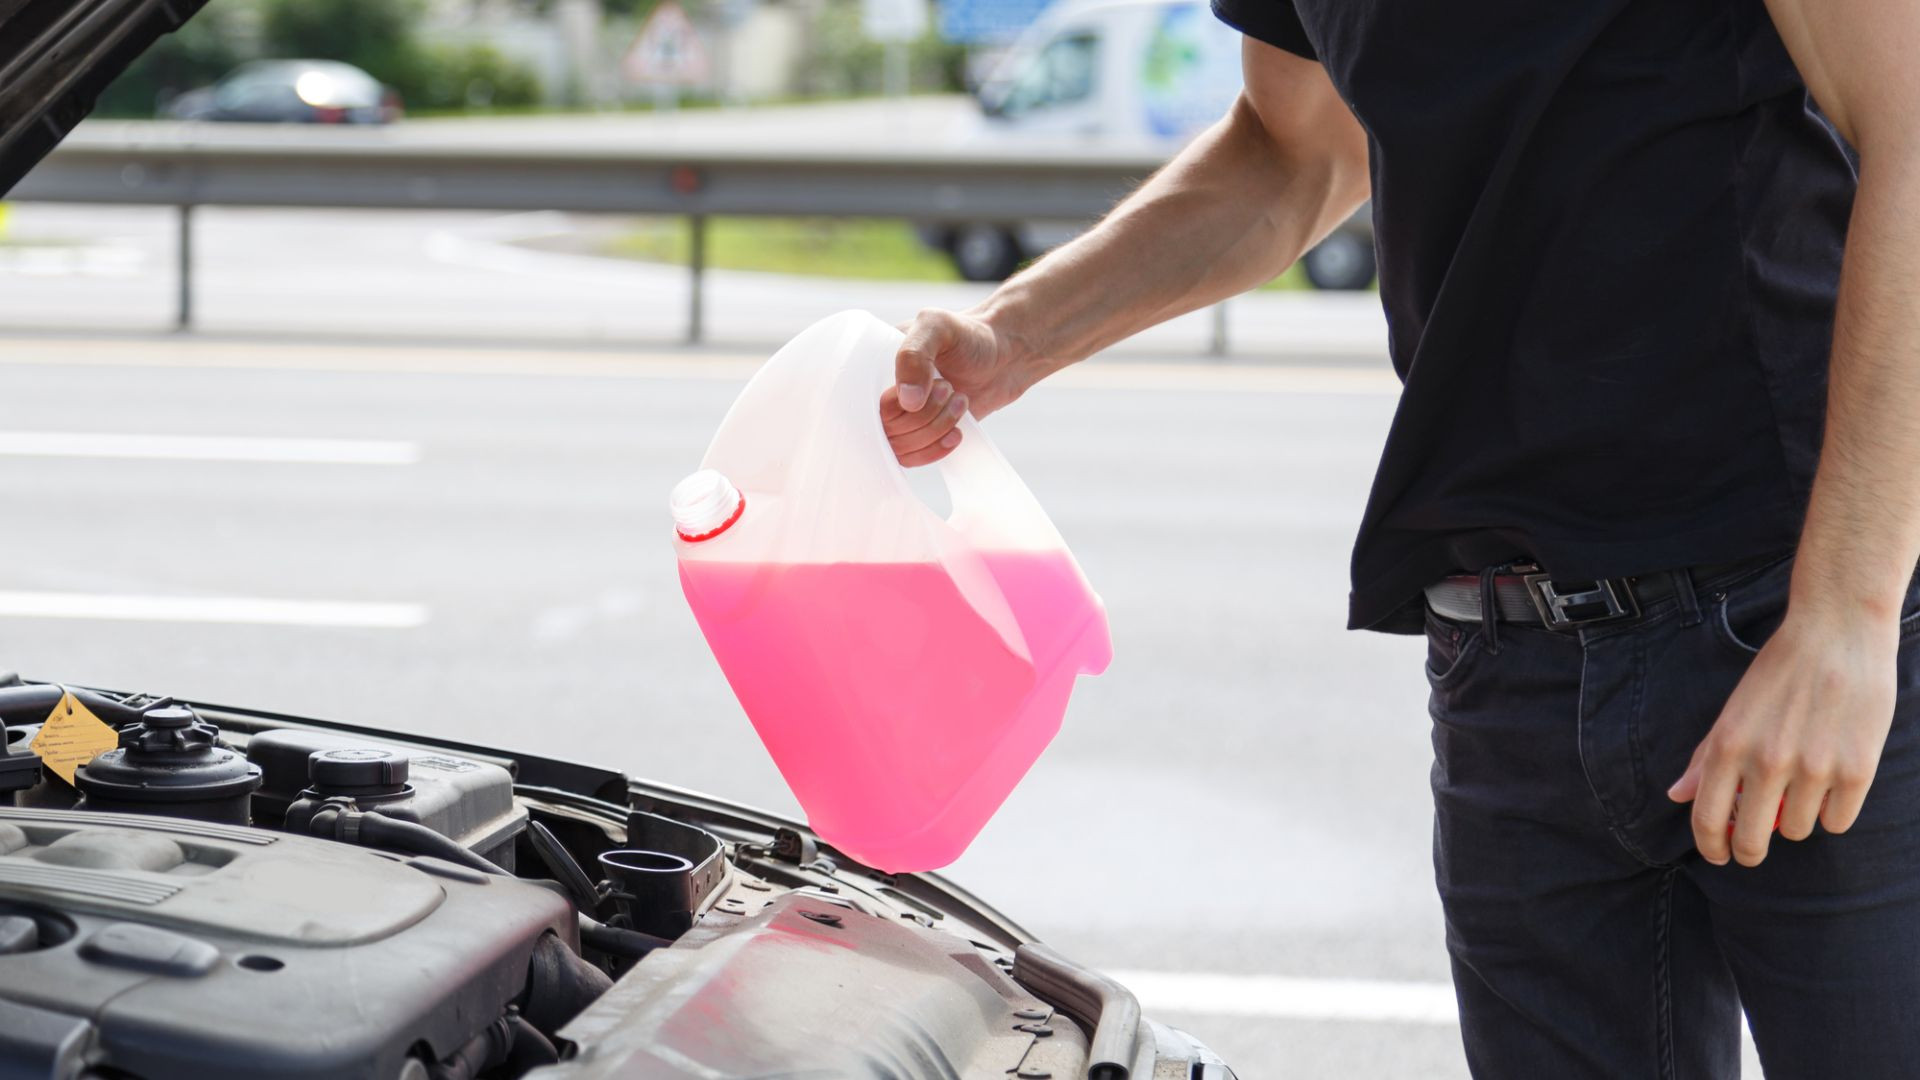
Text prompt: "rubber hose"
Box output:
[[306, 807, 504, 876], [579, 914, 673, 959], [357, 812, 505, 874], [526, 820, 601, 913], [501, 1014, 561, 1070], [307, 804, 343, 837], [519, 932, 613, 1035]]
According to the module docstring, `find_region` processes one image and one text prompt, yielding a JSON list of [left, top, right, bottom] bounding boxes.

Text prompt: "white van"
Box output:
[[924, 0, 1375, 289]]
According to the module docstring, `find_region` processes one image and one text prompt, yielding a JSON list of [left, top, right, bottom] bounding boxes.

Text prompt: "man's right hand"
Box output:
[[883, 308, 1032, 467], [880, 41, 1369, 468]]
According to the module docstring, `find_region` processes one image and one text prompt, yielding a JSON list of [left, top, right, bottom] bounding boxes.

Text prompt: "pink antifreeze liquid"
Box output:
[[680, 550, 1110, 871]]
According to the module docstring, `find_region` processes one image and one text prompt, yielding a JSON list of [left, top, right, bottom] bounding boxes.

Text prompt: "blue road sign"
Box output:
[[937, 0, 1055, 44]]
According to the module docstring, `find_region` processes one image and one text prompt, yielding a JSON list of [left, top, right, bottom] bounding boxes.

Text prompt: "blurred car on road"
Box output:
[[163, 59, 400, 124], [923, 0, 1375, 289]]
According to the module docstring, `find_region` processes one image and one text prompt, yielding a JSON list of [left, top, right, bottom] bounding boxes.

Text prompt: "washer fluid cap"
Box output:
[[671, 469, 744, 542]]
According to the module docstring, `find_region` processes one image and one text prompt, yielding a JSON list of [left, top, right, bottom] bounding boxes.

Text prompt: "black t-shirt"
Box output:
[[1212, 0, 1857, 632]]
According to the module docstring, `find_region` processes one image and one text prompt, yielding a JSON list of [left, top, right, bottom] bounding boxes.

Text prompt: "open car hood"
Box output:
[[0, 679, 1237, 1078], [0, 0, 209, 194]]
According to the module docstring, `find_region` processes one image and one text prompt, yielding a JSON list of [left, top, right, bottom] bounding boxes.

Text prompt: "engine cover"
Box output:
[[0, 806, 572, 1079]]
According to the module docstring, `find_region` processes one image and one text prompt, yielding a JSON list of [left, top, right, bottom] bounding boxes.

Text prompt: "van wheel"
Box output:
[[1302, 232, 1377, 291], [950, 226, 1024, 282]]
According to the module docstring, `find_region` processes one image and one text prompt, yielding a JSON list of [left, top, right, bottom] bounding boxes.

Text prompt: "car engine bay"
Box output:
[[0, 676, 1232, 1080]]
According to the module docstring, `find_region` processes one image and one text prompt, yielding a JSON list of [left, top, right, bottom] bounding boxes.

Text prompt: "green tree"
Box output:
[[95, 4, 251, 118], [800, 0, 967, 98], [406, 44, 545, 111], [260, 0, 427, 81], [260, 0, 541, 110]]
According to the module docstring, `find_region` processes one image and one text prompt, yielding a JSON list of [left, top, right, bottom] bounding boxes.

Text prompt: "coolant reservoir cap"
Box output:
[[671, 469, 744, 542], [309, 747, 409, 791]]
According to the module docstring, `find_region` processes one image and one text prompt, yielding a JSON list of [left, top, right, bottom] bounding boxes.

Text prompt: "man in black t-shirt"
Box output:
[[879, 1, 1920, 1076]]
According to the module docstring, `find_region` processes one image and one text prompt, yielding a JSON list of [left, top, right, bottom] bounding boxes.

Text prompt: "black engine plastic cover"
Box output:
[[0, 805, 572, 1079]]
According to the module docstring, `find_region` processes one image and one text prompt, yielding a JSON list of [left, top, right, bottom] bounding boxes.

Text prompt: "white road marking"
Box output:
[[0, 592, 428, 629], [1107, 970, 1459, 1025], [0, 244, 146, 278], [0, 431, 419, 465], [424, 211, 665, 289], [1112, 967, 1765, 1067]]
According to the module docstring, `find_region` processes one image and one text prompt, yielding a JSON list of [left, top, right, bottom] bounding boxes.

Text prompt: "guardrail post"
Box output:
[[175, 203, 194, 331], [686, 213, 706, 345], [1208, 300, 1228, 358]]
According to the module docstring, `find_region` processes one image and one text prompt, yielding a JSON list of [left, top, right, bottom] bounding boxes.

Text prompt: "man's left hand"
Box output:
[[1667, 607, 1899, 866]]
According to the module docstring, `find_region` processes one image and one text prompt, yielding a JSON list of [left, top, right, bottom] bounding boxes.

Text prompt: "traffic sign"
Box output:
[[623, 2, 712, 87], [863, 0, 928, 43], [936, 0, 1052, 44]]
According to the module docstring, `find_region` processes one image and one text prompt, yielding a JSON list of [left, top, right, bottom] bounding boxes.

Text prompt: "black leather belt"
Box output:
[[1425, 555, 1780, 631]]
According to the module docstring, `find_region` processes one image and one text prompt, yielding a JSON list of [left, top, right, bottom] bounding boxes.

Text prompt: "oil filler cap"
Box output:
[[308, 748, 410, 796]]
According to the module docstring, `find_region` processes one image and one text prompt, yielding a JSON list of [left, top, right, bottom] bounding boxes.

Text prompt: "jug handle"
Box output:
[[856, 319, 1070, 556], [931, 411, 1071, 553], [845, 321, 1053, 666]]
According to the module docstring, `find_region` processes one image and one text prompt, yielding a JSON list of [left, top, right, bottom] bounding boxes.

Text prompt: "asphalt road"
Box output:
[[0, 330, 1479, 1077]]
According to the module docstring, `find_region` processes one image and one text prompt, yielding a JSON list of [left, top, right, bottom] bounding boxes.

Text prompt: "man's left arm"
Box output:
[[1668, 0, 1920, 866]]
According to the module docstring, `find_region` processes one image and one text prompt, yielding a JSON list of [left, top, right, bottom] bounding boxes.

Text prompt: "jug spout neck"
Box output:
[[671, 470, 745, 542]]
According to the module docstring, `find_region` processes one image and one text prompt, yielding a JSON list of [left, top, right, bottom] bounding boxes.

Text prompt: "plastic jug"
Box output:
[[671, 310, 1111, 872]]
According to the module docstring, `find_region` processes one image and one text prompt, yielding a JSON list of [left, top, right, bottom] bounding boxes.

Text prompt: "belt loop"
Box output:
[[1673, 567, 1702, 627], [1478, 565, 1502, 655]]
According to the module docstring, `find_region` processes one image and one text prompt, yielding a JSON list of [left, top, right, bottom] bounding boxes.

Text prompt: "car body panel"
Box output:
[[0, 0, 213, 193]]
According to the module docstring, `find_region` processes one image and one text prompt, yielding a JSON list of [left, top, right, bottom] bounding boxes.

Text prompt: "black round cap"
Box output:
[[308, 748, 409, 790], [142, 706, 196, 730]]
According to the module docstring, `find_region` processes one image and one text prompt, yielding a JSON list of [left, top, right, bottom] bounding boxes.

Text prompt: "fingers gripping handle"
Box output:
[[863, 316, 1066, 553], [894, 318, 942, 413]]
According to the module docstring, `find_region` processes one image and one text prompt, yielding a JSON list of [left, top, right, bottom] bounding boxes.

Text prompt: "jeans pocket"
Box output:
[[1711, 554, 1920, 654], [1713, 591, 1783, 656], [1425, 609, 1486, 687], [1709, 555, 1795, 657]]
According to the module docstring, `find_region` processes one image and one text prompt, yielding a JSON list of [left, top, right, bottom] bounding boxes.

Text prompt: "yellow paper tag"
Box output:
[[30, 691, 119, 786]]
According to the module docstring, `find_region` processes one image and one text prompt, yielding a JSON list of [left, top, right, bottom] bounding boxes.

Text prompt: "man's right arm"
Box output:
[[883, 39, 1369, 465]]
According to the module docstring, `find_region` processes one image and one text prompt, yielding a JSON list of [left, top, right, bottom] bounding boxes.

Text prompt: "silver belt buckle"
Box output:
[[1515, 565, 1639, 630]]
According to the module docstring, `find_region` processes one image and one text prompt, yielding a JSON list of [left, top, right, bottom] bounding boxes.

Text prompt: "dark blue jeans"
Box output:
[[1426, 554, 1920, 1079]]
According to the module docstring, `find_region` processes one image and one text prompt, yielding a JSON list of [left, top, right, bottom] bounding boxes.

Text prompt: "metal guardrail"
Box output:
[[12, 123, 1200, 346]]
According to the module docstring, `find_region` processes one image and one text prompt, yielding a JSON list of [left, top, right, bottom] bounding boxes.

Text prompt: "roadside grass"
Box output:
[[603, 217, 962, 282], [402, 90, 955, 121], [598, 215, 1313, 289], [1260, 262, 1311, 291]]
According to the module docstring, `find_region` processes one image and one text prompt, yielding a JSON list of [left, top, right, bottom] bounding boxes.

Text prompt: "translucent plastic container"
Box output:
[[672, 310, 1111, 872]]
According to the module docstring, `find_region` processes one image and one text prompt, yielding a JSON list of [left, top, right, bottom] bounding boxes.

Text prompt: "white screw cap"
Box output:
[[670, 469, 744, 541]]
